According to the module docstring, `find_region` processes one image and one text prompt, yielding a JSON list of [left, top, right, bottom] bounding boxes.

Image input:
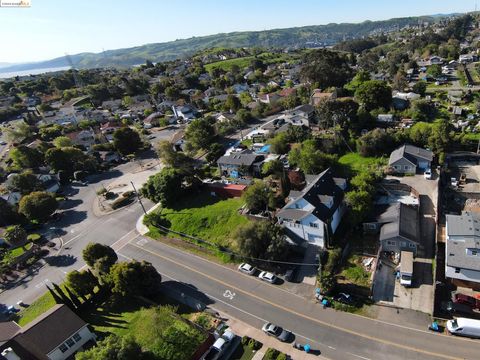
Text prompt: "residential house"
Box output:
[[377, 114, 396, 124], [310, 89, 337, 106], [96, 151, 121, 165], [101, 99, 122, 112], [231, 83, 249, 94], [217, 151, 265, 178], [276, 168, 347, 248], [0, 304, 96, 360], [459, 54, 476, 64], [37, 174, 60, 193], [65, 129, 96, 150], [215, 112, 236, 123], [388, 144, 433, 174], [258, 93, 281, 105], [445, 212, 480, 289], [172, 105, 196, 122], [365, 202, 419, 255], [100, 121, 123, 142], [143, 112, 163, 128], [0, 192, 21, 206], [429, 56, 444, 65]]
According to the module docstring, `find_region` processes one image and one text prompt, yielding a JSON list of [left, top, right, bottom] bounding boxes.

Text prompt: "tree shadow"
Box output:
[[159, 280, 214, 312], [58, 198, 83, 210], [44, 254, 77, 267], [57, 210, 87, 226], [87, 170, 123, 184], [168, 191, 221, 211]]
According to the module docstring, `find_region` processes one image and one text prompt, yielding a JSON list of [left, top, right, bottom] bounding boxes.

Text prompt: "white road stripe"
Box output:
[[347, 352, 371, 360]]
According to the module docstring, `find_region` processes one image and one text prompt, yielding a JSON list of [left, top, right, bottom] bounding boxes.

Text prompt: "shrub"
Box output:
[[96, 187, 107, 195], [263, 348, 280, 360], [111, 195, 134, 210], [241, 336, 250, 345], [248, 338, 262, 350], [277, 353, 287, 360], [27, 233, 41, 243]]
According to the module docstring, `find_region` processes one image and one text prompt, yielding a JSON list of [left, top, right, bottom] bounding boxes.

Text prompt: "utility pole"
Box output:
[[131, 181, 147, 215]]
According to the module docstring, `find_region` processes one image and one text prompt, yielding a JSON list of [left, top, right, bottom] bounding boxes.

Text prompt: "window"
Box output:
[[365, 223, 376, 230], [59, 344, 68, 353], [409, 243, 416, 249], [73, 333, 82, 342], [309, 222, 318, 228], [387, 241, 396, 246], [455, 268, 461, 273], [404, 165, 410, 170], [66, 338, 75, 348]]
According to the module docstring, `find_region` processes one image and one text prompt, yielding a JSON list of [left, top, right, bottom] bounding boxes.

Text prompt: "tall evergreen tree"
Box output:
[[46, 284, 63, 304], [52, 282, 74, 309]]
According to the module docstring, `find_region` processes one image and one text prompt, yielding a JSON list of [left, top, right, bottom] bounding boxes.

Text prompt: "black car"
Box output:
[[441, 301, 473, 316], [333, 292, 356, 305], [285, 267, 298, 282]]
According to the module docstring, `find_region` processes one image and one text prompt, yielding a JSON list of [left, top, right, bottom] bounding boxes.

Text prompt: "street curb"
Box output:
[[136, 202, 162, 235]]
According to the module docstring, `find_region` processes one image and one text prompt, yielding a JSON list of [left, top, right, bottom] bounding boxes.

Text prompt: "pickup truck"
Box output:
[[202, 329, 235, 360]]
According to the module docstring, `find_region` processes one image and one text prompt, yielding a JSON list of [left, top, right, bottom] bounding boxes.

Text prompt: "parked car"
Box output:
[[285, 267, 298, 282], [261, 322, 292, 342], [238, 263, 256, 275], [424, 169, 432, 180], [203, 328, 235, 360], [441, 301, 474, 316], [258, 271, 277, 284], [333, 292, 356, 305], [452, 293, 480, 310], [451, 177, 458, 187]]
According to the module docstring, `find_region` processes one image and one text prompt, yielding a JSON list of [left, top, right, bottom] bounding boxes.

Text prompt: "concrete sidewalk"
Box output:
[[223, 312, 327, 360]]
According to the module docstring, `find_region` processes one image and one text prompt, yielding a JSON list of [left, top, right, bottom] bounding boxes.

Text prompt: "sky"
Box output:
[[0, 0, 477, 63]]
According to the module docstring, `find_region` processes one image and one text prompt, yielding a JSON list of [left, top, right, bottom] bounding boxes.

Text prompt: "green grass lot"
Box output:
[[205, 56, 254, 72], [340, 255, 371, 288], [9, 242, 33, 258], [338, 153, 387, 176], [148, 191, 248, 247], [14, 283, 69, 326], [83, 299, 206, 359], [461, 132, 480, 141]]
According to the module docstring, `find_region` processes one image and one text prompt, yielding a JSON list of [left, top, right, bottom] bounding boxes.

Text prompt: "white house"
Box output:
[[277, 168, 347, 248], [65, 128, 96, 150], [0, 304, 96, 360], [445, 212, 480, 289]]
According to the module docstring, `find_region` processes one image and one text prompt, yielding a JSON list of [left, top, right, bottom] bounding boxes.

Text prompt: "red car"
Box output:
[[452, 293, 480, 309]]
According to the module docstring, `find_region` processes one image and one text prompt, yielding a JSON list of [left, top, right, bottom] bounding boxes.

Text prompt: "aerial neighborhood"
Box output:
[[1, 7, 480, 360]]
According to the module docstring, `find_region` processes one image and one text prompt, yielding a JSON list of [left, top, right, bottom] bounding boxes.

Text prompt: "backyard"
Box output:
[[338, 152, 387, 176], [147, 191, 248, 247]]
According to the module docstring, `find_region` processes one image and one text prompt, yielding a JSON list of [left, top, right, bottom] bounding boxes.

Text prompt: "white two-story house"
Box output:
[[277, 168, 347, 248]]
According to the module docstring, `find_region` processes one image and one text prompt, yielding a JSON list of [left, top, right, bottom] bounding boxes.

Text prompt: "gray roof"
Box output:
[[217, 151, 264, 167], [389, 144, 433, 166], [379, 202, 419, 243], [14, 304, 88, 358], [0, 321, 20, 346], [446, 212, 480, 272], [276, 208, 311, 221]]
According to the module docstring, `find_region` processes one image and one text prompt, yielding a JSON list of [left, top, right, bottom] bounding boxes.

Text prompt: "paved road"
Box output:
[[0, 163, 153, 308], [118, 237, 480, 360]]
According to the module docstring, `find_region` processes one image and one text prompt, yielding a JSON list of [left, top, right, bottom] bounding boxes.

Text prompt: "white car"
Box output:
[[238, 263, 256, 275], [424, 169, 432, 180], [451, 177, 459, 187], [258, 271, 277, 284]]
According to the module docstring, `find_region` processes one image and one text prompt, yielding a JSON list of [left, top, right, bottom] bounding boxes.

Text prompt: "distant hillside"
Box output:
[[0, 14, 455, 74]]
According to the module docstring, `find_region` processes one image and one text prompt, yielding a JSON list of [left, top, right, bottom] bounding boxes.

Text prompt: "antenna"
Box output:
[[65, 53, 83, 88]]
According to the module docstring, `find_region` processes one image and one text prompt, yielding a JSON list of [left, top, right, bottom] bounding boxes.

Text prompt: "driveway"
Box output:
[[384, 174, 438, 314]]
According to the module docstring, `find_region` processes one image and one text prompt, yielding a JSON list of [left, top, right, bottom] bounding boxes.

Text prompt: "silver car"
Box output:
[[238, 263, 256, 275], [258, 271, 277, 284]]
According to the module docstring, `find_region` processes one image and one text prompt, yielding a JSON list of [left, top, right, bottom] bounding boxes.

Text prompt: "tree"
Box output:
[[45, 147, 97, 174], [300, 49, 353, 88], [109, 260, 162, 297], [242, 181, 272, 212], [344, 70, 371, 93], [316, 98, 359, 130], [66, 270, 97, 302], [355, 80, 392, 111], [9, 145, 43, 168], [18, 191, 57, 223], [0, 198, 19, 227], [156, 140, 192, 169], [426, 64, 442, 78], [224, 95, 241, 112], [53, 136, 73, 148], [392, 70, 408, 91], [3, 121, 32, 143], [268, 132, 290, 155], [3, 225, 27, 249], [346, 190, 373, 225], [235, 222, 288, 261], [113, 127, 142, 155], [288, 139, 337, 174], [82, 243, 118, 269], [7, 171, 42, 194], [356, 128, 394, 157], [206, 143, 224, 164], [76, 335, 145, 360], [410, 99, 436, 122], [141, 167, 183, 207], [412, 81, 427, 96], [185, 118, 215, 151]]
